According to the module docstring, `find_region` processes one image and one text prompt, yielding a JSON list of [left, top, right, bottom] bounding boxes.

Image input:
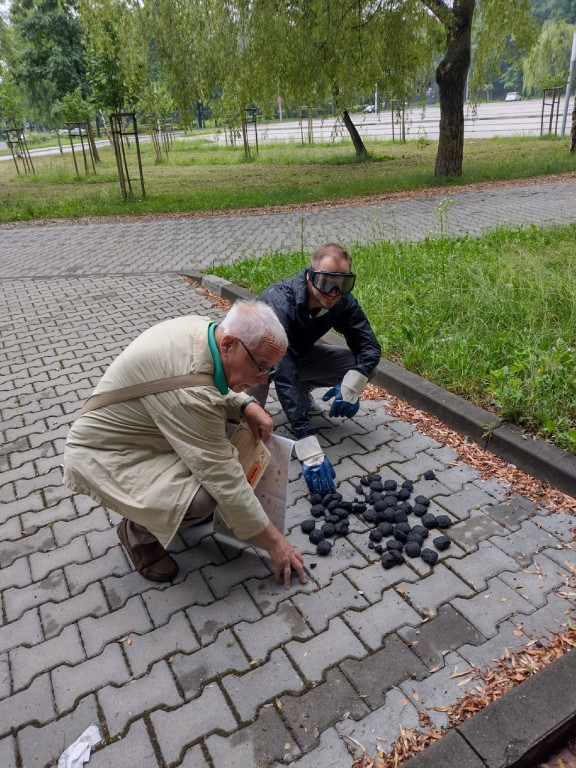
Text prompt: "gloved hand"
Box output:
[[294, 435, 336, 495], [323, 370, 369, 418]]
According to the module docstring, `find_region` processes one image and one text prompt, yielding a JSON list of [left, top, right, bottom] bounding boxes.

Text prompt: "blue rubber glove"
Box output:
[[323, 382, 360, 418], [294, 436, 337, 495]]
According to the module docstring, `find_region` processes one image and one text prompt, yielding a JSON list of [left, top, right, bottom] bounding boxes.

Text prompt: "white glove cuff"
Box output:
[[294, 435, 324, 466], [341, 370, 369, 403]]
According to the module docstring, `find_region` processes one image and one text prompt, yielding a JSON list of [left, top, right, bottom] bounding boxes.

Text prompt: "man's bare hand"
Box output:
[[254, 522, 307, 589], [243, 401, 274, 442]]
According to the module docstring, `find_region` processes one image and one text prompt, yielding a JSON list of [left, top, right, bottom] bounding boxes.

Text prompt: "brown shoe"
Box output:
[[117, 519, 178, 582]]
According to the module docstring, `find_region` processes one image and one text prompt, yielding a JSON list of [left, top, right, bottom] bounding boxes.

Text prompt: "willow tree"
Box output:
[[421, 0, 536, 176], [523, 19, 576, 95]]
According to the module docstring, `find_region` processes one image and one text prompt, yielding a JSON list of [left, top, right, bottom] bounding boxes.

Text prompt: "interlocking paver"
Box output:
[[4, 568, 70, 622], [40, 582, 109, 639], [0, 674, 54, 737], [451, 576, 535, 638], [10, 624, 85, 692], [143, 570, 214, 626], [458, 619, 530, 669], [0, 528, 54, 569], [0, 556, 31, 591], [492, 519, 564, 566], [65, 545, 131, 595], [285, 617, 366, 682], [0, 736, 17, 768], [186, 583, 261, 644], [446, 538, 521, 591], [151, 683, 236, 766], [498, 551, 565, 608], [89, 719, 159, 767], [433, 485, 496, 521], [397, 564, 474, 616], [234, 599, 312, 660], [343, 588, 421, 650], [79, 595, 153, 657], [292, 572, 369, 632], [124, 611, 200, 677], [447, 509, 509, 553], [0, 608, 43, 655], [513, 592, 576, 639], [52, 507, 110, 546]]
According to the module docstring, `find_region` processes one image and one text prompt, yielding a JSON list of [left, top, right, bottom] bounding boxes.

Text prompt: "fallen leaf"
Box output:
[[276, 698, 282, 710]]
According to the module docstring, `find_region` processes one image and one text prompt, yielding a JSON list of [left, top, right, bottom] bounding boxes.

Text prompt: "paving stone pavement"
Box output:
[[1, 184, 576, 768]]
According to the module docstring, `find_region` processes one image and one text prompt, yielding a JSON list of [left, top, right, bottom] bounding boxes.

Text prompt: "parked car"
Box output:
[[505, 92, 522, 102]]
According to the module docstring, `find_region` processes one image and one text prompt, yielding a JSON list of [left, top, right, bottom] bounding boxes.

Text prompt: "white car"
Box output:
[[363, 104, 376, 113], [505, 92, 522, 102]]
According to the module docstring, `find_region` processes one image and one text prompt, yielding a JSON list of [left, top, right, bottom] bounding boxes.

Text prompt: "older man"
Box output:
[[251, 243, 381, 496], [64, 301, 305, 588]]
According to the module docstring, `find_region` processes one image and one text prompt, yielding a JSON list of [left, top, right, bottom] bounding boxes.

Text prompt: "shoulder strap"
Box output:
[[79, 374, 215, 415]]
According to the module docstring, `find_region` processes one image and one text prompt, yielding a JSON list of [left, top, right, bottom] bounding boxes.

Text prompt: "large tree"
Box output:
[[523, 19, 576, 94]]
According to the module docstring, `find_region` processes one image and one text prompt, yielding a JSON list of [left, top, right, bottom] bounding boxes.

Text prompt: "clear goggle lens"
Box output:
[[310, 269, 356, 296]]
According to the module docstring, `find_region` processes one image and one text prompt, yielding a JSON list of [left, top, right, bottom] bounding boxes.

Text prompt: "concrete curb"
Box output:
[[183, 270, 576, 501]]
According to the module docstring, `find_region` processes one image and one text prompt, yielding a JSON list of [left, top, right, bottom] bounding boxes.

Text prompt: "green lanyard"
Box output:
[[208, 323, 228, 395]]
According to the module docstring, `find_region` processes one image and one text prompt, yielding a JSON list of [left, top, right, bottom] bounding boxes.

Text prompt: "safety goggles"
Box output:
[[309, 269, 356, 296]]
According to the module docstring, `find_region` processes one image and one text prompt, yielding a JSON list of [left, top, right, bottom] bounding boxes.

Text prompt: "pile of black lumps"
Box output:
[[301, 472, 453, 568]]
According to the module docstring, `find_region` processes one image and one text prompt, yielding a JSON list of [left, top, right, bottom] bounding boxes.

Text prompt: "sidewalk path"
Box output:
[[1, 179, 575, 768]]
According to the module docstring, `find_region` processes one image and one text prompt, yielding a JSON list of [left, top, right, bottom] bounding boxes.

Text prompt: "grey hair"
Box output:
[[220, 300, 288, 349]]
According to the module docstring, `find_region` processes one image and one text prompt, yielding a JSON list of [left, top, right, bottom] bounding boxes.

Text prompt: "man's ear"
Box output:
[[219, 333, 237, 355]]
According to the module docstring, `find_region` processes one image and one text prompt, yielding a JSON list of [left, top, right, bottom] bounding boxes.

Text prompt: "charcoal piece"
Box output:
[[373, 500, 386, 513], [424, 470, 436, 481], [368, 473, 382, 481], [310, 504, 326, 518], [370, 481, 384, 492], [321, 522, 336, 537], [414, 495, 430, 507], [383, 479, 398, 491], [334, 522, 346, 535], [309, 562, 317, 568], [398, 488, 412, 501], [322, 493, 336, 506], [327, 500, 342, 511], [369, 529, 384, 542], [363, 510, 377, 524], [421, 548, 438, 564], [386, 539, 403, 551], [368, 492, 384, 505], [412, 504, 428, 517], [333, 508, 349, 519], [300, 519, 316, 534], [397, 502, 413, 514], [309, 530, 325, 544], [377, 509, 396, 524], [309, 493, 323, 506], [404, 541, 422, 558], [395, 521, 412, 535], [316, 540, 332, 556], [340, 501, 353, 512], [435, 515, 453, 529], [421, 513, 437, 530], [433, 535, 451, 551], [406, 532, 424, 546], [411, 524, 429, 539], [390, 550, 406, 565], [402, 480, 414, 492], [381, 553, 397, 569], [355, 484, 366, 495], [377, 522, 394, 536], [393, 529, 408, 544], [368, 541, 375, 550], [352, 503, 367, 514], [360, 477, 371, 486], [382, 495, 398, 508], [332, 492, 343, 501], [393, 509, 408, 524], [325, 514, 340, 524], [374, 545, 384, 555]]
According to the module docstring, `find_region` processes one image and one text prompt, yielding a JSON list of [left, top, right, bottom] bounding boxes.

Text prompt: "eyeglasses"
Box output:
[[236, 338, 279, 378], [309, 269, 356, 296]]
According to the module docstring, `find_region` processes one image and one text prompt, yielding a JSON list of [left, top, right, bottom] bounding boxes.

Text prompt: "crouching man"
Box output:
[[63, 301, 305, 590]]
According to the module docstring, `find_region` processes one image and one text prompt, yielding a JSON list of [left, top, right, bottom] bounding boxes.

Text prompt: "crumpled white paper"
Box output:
[[58, 724, 102, 768]]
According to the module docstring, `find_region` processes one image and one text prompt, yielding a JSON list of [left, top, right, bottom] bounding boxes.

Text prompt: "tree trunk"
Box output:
[[342, 108, 368, 157], [570, 98, 576, 154], [434, 0, 475, 177]]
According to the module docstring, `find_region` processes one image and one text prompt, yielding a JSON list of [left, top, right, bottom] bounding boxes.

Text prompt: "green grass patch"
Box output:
[[1, 134, 574, 222], [209, 223, 576, 454]]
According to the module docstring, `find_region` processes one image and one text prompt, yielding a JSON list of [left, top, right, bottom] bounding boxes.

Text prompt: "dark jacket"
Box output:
[[258, 268, 381, 439]]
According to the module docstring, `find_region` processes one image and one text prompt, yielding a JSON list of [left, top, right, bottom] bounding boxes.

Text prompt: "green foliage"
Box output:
[[0, 73, 25, 124], [523, 20, 576, 94], [138, 81, 174, 120], [55, 86, 91, 122]]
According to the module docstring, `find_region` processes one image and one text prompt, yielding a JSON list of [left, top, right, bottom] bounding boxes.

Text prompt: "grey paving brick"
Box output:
[[172, 534, 228, 573], [294, 533, 369, 588], [89, 719, 159, 768], [103, 570, 169, 610], [65, 545, 131, 595], [0, 608, 43, 654], [17, 695, 99, 768], [178, 743, 210, 768], [344, 561, 419, 603], [206, 703, 297, 768], [186, 583, 261, 645], [349, 423, 400, 452], [389, 432, 440, 459], [399, 605, 486, 669], [472, 476, 510, 501], [51, 641, 130, 712], [280, 667, 370, 751], [20, 496, 89, 533], [0, 736, 17, 768], [343, 589, 421, 650], [397, 564, 474, 616], [399, 651, 474, 729], [498, 551, 565, 608], [80, 595, 153, 657], [0, 482, 16, 505], [223, 648, 303, 721], [492, 519, 564, 566], [536, 511, 576, 541], [85, 526, 121, 558], [446, 538, 521, 591], [541, 543, 576, 571], [15, 467, 63, 499], [99, 659, 183, 736], [234, 600, 311, 661], [0, 673, 54, 738], [52, 507, 110, 546], [125, 610, 200, 677], [433, 485, 496, 521], [336, 687, 421, 757], [458, 619, 530, 669], [269, 724, 350, 768], [286, 617, 366, 682], [451, 576, 535, 639], [433, 464, 481, 491], [390, 453, 446, 482], [447, 509, 509, 553], [0, 528, 55, 569], [245, 570, 317, 615], [340, 633, 427, 709], [40, 582, 109, 639], [0, 515, 21, 540], [4, 569, 69, 622], [30, 536, 92, 581], [171, 628, 250, 699], [151, 683, 236, 766], [513, 592, 576, 639], [0, 491, 44, 527], [0, 654, 9, 700], [11, 623, 85, 692], [201, 548, 272, 599], [485, 495, 540, 529], [292, 572, 369, 632], [0, 555, 31, 591], [143, 570, 213, 627]]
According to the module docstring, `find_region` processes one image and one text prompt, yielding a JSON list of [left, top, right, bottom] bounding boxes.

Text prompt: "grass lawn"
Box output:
[[0, 134, 575, 222], [210, 224, 576, 454]]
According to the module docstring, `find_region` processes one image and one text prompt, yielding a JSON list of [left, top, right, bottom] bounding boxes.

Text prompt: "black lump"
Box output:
[[433, 535, 451, 551], [412, 504, 428, 517], [404, 541, 422, 558], [369, 529, 384, 542], [421, 548, 438, 564], [377, 522, 394, 536], [435, 515, 453, 529], [300, 519, 316, 534], [316, 540, 332, 556], [383, 479, 397, 491], [386, 539, 403, 551], [309, 493, 324, 505], [321, 522, 336, 537], [402, 480, 414, 492], [424, 470, 436, 481], [310, 504, 326, 518], [421, 513, 437, 530], [414, 495, 430, 507], [411, 524, 429, 539], [393, 509, 408, 524], [309, 530, 325, 544]]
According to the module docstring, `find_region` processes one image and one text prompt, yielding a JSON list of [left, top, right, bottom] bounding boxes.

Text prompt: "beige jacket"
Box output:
[[63, 315, 270, 547]]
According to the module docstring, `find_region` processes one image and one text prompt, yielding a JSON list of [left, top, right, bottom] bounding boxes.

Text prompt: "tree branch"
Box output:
[[420, 0, 453, 27]]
